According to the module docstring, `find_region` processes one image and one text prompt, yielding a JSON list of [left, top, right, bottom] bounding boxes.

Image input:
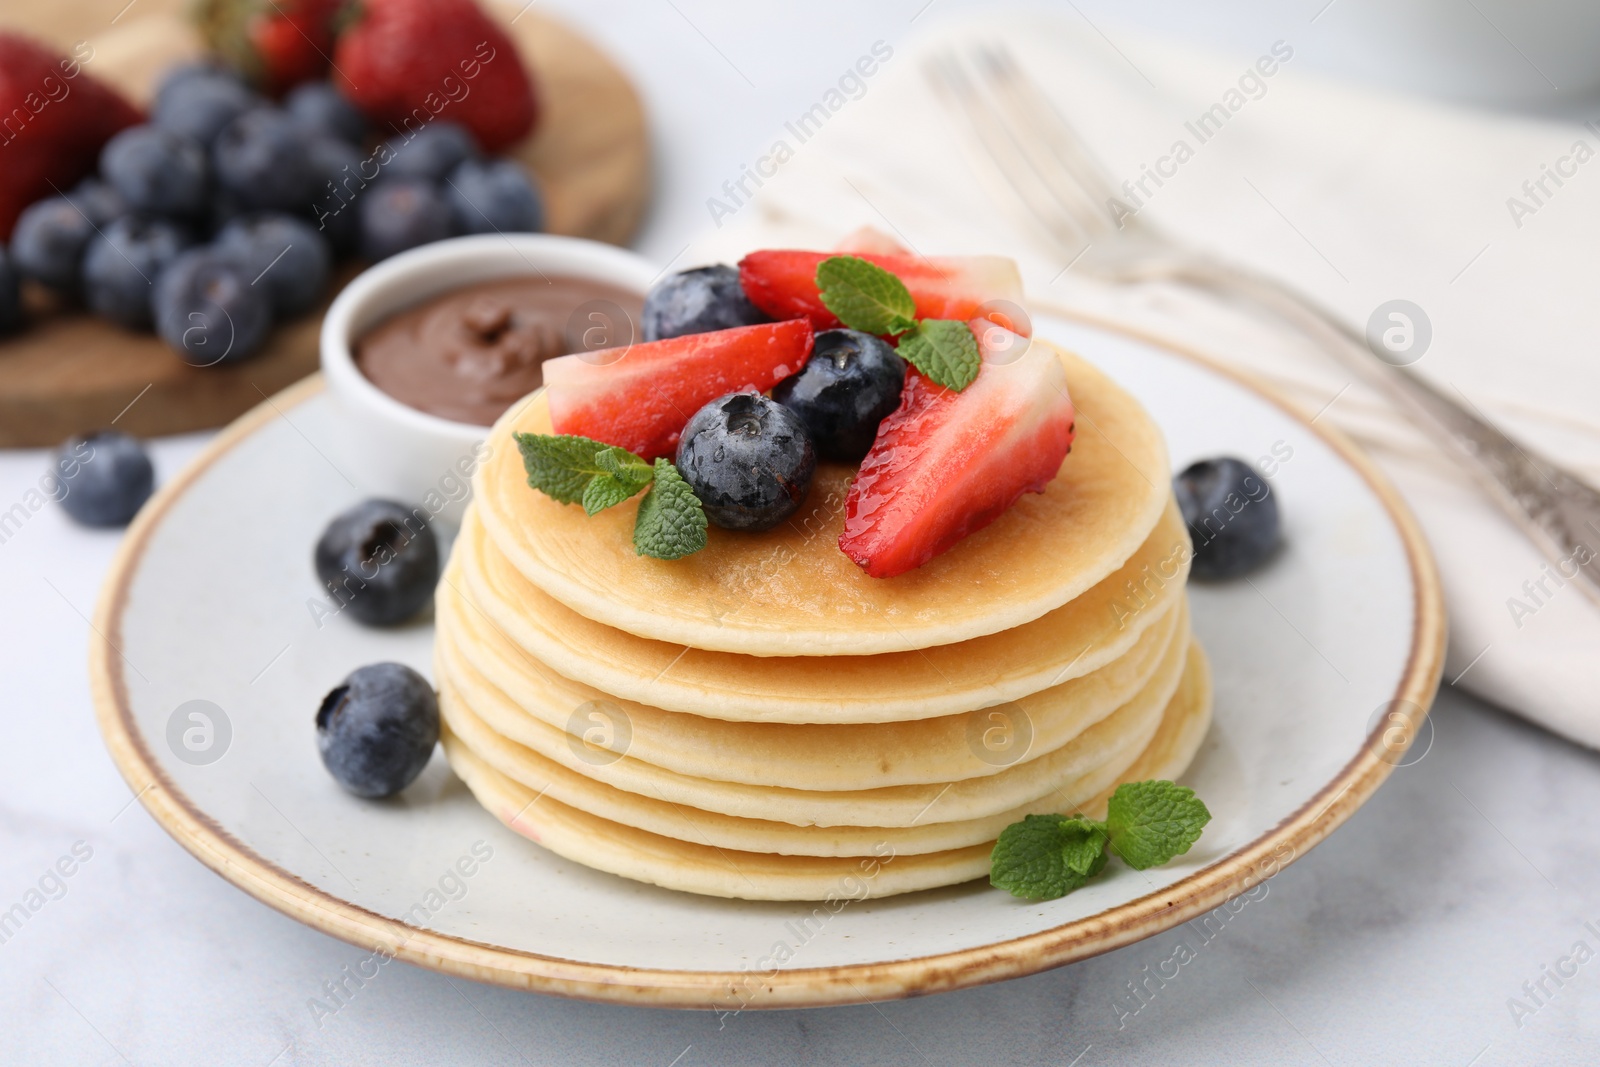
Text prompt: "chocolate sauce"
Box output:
[[355, 275, 644, 426]]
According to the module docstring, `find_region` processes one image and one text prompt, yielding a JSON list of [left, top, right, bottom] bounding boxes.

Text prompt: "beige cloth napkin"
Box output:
[[682, 9, 1600, 748]]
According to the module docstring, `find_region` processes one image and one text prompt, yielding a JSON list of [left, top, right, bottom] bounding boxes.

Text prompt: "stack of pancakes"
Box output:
[[435, 342, 1211, 900]]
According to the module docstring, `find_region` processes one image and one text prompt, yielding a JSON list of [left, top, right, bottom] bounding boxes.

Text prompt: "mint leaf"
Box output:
[[633, 459, 708, 560], [898, 319, 980, 391], [816, 255, 917, 336], [514, 433, 615, 504], [595, 446, 654, 488], [582, 474, 641, 515], [1059, 816, 1110, 876], [1105, 780, 1211, 870], [582, 446, 655, 515], [990, 814, 1109, 900]]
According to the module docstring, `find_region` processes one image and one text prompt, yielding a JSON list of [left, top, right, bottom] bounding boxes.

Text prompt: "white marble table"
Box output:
[[5, 2, 1599, 1062]]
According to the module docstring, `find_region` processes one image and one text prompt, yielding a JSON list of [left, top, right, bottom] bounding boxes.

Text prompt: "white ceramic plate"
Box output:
[[90, 312, 1444, 1008]]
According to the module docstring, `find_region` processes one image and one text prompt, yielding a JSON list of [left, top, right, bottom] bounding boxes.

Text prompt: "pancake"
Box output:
[[472, 342, 1171, 656], [449, 497, 1192, 723], [432, 626, 1190, 828], [438, 572, 1187, 789], [439, 682, 1148, 857], [440, 644, 1213, 900]]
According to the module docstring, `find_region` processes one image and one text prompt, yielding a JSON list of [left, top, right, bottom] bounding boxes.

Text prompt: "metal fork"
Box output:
[[928, 45, 1600, 608]]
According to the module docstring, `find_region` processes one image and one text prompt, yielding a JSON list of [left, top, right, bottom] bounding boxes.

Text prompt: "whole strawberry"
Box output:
[[334, 0, 539, 154], [0, 34, 142, 240], [192, 0, 343, 96]]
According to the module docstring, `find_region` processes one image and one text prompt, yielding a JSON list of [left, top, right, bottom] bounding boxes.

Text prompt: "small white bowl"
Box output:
[[319, 234, 657, 524]]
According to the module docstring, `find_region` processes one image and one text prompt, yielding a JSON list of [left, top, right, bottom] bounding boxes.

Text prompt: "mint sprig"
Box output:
[[514, 433, 617, 505], [816, 255, 917, 335], [814, 255, 982, 391], [514, 435, 708, 560], [897, 318, 980, 392], [633, 459, 708, 560], [989, 781, 1210, 901], [1105, 780, 1211, 870]]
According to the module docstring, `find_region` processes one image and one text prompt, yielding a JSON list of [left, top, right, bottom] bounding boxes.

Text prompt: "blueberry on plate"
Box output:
[[11, 197, 96, 293], [215, 214, 331, 317], [313, 498, 440, 626], [52, 430, 155, 527], [0, 248, 21, 335], [1173, 456, 1282, 579], [773, 328, 905, 462], [676, 392, 816, 531], [358, 179, 455, 261], [641, 264, 771, 342], [100, 125, 209, 219], [316, 662, 439, 799], [82, 215, 193, 329], [153, 247, 274, 365], [305, 136, 367, 256], [284, 81, 367, 144], [445, 158, 542, 235], [380, 121, 479, 183], [152, 71, 260, 148], [213, 109, 319, 213]]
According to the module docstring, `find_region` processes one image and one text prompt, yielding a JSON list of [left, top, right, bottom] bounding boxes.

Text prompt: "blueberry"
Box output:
[[284, 82, 367, 144], [11, 197, 96, 293], [313, 498, 440, 626], [215, 214, 331, 317], [315, 662, 439, 798], [642, 265, 770, 342], [153, 248, 274, 365], [154, 60, 246, 104], [772, 329, 905, 462], [52, 430, 154, 527], [0, 248, 21, 335], [66, 178, 127, 226], [100, 125, 209, 218], [213, 109, 319, 213], [1173, 456, 1282, 579], [306, 136, 367, 256], [82, 216, 193, 329], [444, 158, 542, 235], [358, 179, 454, 261], [676, 392, 815, 531], [153, 72, 260, 147], [380, 121, 479, 183]]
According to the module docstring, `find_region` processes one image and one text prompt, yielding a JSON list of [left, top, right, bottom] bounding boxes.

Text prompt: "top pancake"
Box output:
[[473, 342, 1171, 656]]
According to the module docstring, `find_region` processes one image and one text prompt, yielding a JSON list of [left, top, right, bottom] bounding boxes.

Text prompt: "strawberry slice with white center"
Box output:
[[738, 250, 1027, 334], [839, 322, 1075, 579], [543, 320, 815, 461]]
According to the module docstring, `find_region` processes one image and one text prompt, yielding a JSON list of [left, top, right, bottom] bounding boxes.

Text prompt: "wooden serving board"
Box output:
[[0, 0, 650, 447]]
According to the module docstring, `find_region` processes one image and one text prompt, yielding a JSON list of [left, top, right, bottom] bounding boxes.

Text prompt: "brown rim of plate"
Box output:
[[89, 319, 1447, 1010]]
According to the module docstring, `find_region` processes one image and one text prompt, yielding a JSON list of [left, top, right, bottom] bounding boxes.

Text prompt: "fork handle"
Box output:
[[1134, 255, 1600, 608]]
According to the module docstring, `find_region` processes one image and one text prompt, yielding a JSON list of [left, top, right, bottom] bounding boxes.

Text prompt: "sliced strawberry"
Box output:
[[738, 250, 1026, 334], [543, 320, 815, 461], [839, 322, 1075, 579]]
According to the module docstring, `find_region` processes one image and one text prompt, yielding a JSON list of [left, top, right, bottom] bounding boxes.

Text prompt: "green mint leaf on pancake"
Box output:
[[990, 814, 1108, 900], [1059, 816, 1111, 876], [898, 319, 980, 391], [815, 255, 917, 336], [582, 474, 641, 515], [595, 446, 655, 489], [515, 432, 616, 504], [1105, 780, 1211, 870], [516, 434, 654, 515], [633, 458, 709, 560], [582, 446, 657, 515]]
